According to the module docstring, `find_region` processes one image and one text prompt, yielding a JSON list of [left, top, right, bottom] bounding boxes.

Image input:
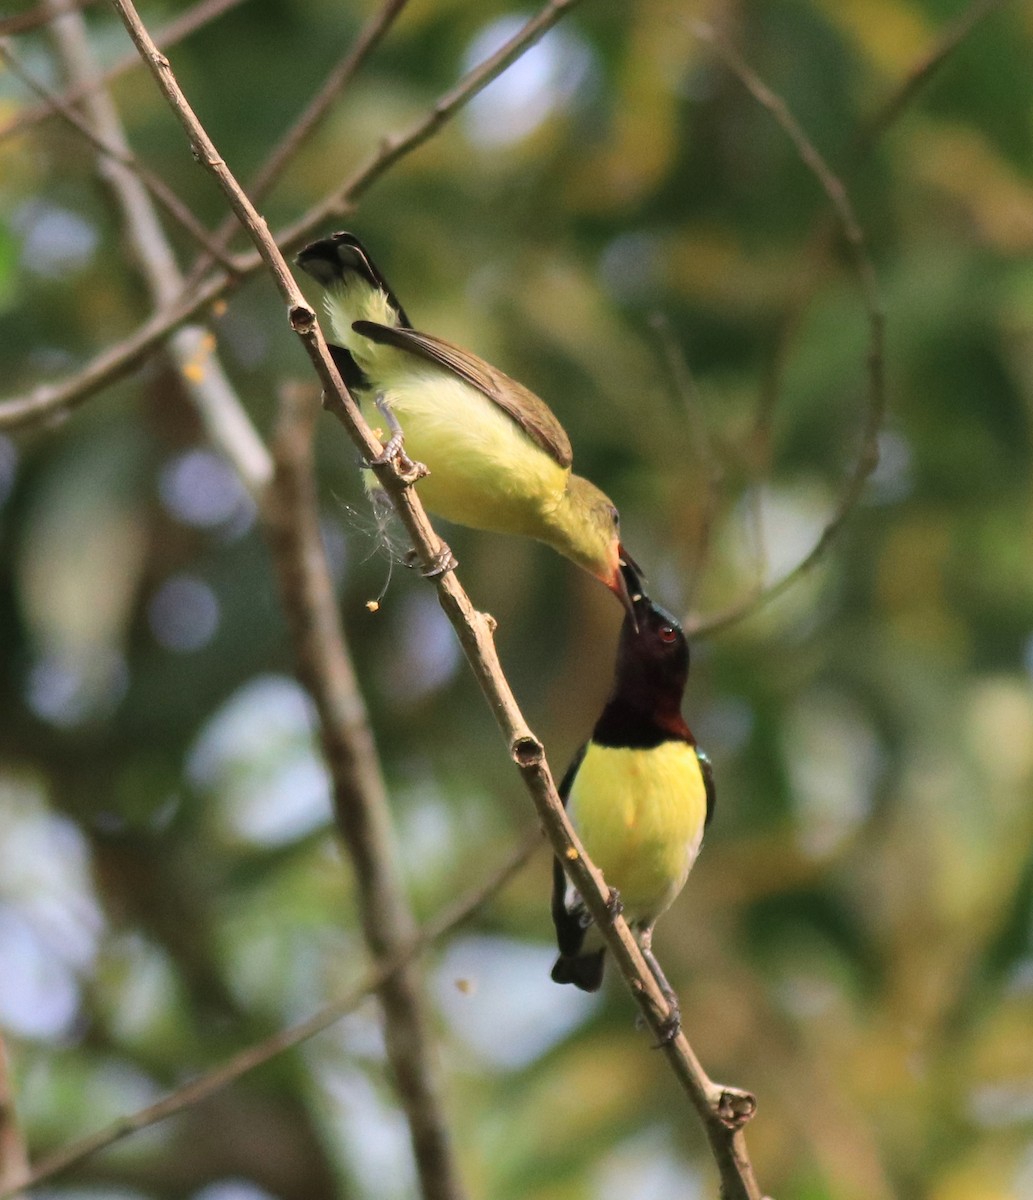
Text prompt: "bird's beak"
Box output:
[[612, 544, 646, 632]]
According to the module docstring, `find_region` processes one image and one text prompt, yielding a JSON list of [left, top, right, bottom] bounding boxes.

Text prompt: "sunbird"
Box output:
[[551, 589, 714, 1036], [296, 232, 638, 613]]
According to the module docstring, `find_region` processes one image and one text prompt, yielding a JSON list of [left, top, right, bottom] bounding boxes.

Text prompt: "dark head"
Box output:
[[295, 231, 412, 327], [594, 594, 691, 745], [619, 592, 689, 707]]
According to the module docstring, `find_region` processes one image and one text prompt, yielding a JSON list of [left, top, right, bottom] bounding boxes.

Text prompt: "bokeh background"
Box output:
[[3, 1, 1033, 1197]]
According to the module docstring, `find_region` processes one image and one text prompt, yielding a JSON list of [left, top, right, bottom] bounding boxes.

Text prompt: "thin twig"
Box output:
[[686, 23, 885, 639], [649, 312, 725, 605], [276, 0, 589, 235], [0, 38, 236, 269], [0, 1036, 28, 1200], [46, 5, 464, 1195], [42, 0, 270, 494], [856, 0, 1012, 158], [105, 4, 767, 1195], [0, 0, 247, 145], [0, 0, 98, 37], [265, 381, 467, 1200], [0, 0, 592, 433], [0, 832, 540, 1200], [182, 0, 411, 288], [685, 1, 1007, 635]]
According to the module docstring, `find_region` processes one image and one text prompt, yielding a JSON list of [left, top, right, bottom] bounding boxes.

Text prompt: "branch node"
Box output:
[[396, 458, 430, 485], [510, 735, 543, 768], [289, 303, 316, 333], [713, 1086, 758, 1130]]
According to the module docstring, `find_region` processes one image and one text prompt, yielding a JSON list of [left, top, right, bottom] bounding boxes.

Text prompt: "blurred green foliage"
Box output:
[[3, 1, 1033, 1198]]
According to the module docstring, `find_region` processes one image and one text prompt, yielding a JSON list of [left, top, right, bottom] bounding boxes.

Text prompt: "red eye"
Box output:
[[659, 625, 677, 643]]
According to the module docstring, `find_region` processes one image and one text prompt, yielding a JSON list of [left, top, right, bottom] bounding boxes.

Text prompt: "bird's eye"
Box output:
[[659, 625, 677, 643], [609, 506, 620, 529]]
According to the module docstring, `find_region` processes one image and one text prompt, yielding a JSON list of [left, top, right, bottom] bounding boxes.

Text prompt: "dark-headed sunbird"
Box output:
[[296, 232, 637, 613], [551, 591, 714, 1035]]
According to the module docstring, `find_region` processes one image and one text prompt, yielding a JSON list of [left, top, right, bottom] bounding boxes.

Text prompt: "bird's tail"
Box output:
[[551, 949, 606, 992]]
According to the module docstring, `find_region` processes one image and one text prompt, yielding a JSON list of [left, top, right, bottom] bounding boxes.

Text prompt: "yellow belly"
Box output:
[[569, 741, 708, 923], [363, 365, 569, 538]]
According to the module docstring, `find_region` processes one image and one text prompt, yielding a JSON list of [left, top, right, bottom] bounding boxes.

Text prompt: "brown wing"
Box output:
[[352, 320, 573, 469]]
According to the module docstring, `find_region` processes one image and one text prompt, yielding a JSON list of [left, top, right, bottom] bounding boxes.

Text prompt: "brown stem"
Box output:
[[0, 1036, 28, 1200], [0, 833, 539, 1200], [686, 23, 885, 639], [0, 0, 247, 144], [0, 38, 235, 268], [0, 0, 589, 433], [42, 0, 270, 493], [182, 0, 411, 289], [101, 3, 768, 1193], [0, 0, 98, 37], [264, 383, 467, 1200]]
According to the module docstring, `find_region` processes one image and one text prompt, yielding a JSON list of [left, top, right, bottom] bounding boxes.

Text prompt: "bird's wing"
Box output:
[[326, 342, 369, 393], [551, 744, 589, 957], [351, 320, 574, 469], [697, 747, 717, 829]]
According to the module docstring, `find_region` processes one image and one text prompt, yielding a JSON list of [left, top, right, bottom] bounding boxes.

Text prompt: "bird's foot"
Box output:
[[634, 997, 681, 1046], [605, 888, 624, 921], [651, 1001, 681, 1048], [370, 435, 428, 484], [404, 543, 458, 578]]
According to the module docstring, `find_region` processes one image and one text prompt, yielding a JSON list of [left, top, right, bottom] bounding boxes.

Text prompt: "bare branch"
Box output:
[[686, 24, 885, 639], [683, 2, 1007, 636], [0, 0, 247, 144], [857, 0, 1012, 157], [0, 832, 540, 1200], [0, 0, 98, 37], [649, 312, 725, 605], [183, 0, 411, 288], [265, 381, 467, 1200], [103, 2, 767, 1193], [0, 38, 235, 269], [42, 0, 270, 494], [0, 1036, 28, 1200], [0, 0, 590, 433], [42, 6, 466, 1193], [277, 0, 589, 233]]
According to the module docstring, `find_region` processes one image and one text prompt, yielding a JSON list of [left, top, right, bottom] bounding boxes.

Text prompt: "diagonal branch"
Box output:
[[856, 0, 1012, 157], [105, 3, 767, 1196], [0, 832, 539, 1200], [182, 0, 411, 288], [272, 0, 590, 233], [686, 23, 885, 639], [0, 37, 235, 268], [0, 0, 247, 145], [265, 381, 467, 1200], [684, 2, 1005, 637], [50, 5, 466, 1196], [42, 0, 270, 494], [0, 0, 98, 37], [0, 1035, 28, 1200], [649, 312, 726, 607], [0, 0, 589, 433]]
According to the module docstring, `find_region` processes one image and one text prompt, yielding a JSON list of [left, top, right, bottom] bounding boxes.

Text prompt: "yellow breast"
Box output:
[[363, 365, 570, 537], [568, 741, 708, 923]]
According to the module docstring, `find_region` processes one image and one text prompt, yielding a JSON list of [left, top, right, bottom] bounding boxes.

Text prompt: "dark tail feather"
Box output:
[[551, 949, 606, 992]]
